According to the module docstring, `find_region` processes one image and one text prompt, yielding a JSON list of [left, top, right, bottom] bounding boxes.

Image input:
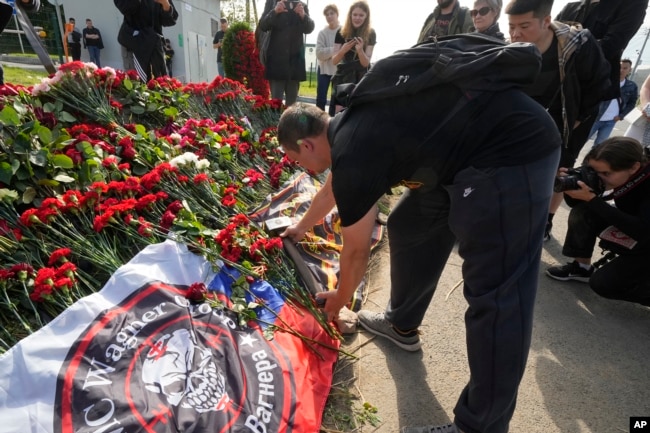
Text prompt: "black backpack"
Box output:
[[336, 33, 542, 108]]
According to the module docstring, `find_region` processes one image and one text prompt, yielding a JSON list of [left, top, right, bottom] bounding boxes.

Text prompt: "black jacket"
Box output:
[[556, 0, 649, 100], [258, 0, 314, 81], [0, 0, 39, 33]]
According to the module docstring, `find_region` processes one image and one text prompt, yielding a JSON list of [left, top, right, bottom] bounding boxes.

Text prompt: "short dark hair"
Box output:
[[621, 58, 633, 67], [505, 0, 553, 18], [585, 137, 648, 171], [277, 103, 329, 152], [69, 17, 75, 22], [220, 18, 228, 24]]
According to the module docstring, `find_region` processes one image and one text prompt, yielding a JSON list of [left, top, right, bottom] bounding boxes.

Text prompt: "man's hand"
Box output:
[[280, 223, 308, 243], [274, 1, 288, 14], [315, 289, 347, 322], [155, 0, 171, 11], [293, 2, 305, 19]]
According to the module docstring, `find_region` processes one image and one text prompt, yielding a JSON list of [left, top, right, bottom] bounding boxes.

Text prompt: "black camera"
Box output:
[[553, 166, 604, 195]]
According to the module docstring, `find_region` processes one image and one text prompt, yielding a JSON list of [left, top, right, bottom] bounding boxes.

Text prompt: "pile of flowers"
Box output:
[[0, 61, 332, 354]]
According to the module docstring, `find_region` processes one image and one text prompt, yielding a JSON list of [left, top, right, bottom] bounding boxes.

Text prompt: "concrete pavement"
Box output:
[[345, 120, 650, 433]]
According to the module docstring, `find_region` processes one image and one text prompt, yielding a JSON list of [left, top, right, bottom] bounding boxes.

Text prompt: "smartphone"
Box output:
[[283, 1, 299, 9]]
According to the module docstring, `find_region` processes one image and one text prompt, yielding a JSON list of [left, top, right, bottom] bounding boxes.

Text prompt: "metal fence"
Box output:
[[0, 3, 64, 62]]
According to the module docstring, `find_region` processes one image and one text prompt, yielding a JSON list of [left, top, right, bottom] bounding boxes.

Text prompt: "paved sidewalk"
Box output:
[[347, 120, 650, 433]]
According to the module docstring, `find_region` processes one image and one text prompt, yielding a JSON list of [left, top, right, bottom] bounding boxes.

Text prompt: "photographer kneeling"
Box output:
[[546, 137, 650, 306]]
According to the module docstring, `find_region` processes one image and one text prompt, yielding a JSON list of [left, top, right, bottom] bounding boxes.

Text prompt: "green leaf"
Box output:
[[59, 111, 77, 122], [0, 162, 14, 185], [28, 150, 48, 167], [22, 187, 36, 204], [36, 125, 52, 145], [163, 106, 178, 117], [130, 105, 145, 115], [43, 102, 56, 113], [37, 178, 60, 187], [13, 100, 27, 115], [51, 154, 74, 169], [53, 173, 75, 183], [0, 106, 20, 126]]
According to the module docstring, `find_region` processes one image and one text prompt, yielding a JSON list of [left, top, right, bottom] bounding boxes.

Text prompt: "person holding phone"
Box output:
[[329, 0, 376, 114], [258, 0, 315, 106]]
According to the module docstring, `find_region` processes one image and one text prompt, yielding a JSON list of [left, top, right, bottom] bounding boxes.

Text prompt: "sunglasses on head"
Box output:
[[470, 6, 493, 17]]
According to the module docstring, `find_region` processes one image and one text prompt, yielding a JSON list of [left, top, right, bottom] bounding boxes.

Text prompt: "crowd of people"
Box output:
[[1, 1, 649, 432]]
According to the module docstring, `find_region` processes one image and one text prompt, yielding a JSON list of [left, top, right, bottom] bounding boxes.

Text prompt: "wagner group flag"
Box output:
[[0, 240, 340, 433]]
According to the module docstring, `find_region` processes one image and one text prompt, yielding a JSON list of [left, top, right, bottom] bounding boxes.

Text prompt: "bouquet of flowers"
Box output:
[[0, 61, 340, 354]]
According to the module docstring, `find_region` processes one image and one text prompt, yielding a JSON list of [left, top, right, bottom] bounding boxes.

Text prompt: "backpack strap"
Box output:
[[457, 7, 470, 33]]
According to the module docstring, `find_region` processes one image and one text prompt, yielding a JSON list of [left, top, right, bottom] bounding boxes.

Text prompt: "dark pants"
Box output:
[[316, 67, 332, 111], [386, 150, 560, 433], [560, 109, 598, 168], [269, 80, 300, 106], [562, 203, 650, 306], [69, 42, 81, 61]]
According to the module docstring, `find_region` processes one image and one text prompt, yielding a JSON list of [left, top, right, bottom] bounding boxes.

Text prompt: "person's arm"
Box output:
[[281, 172, 336, 242], [293, 2, 314, 34], [158, 0, 178, 26], [114, 0, 141, 16], [640, 75, 650, 119], [332, 39, 356, 65], [575, 32, 611, 122], [594, 2, 646, 61], [18, 0, 39, 12], [315, 204, 377, 321], [565, 176, 650, 242], [619, 81, 639, 119], [315, 30, 336, 61]]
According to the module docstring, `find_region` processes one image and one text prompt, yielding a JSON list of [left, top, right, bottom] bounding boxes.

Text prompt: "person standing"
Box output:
[[114, 0, 179, 82], [258, 0, 315, 106], [164, 38, 174, 76], [82, 18, 103, 67], [417, 0, 473, 43], [315, 4, 340, 113], [589, 59, 638, 147], [0, 0, 40, 84], [329, 1, 375, 114], [66, 17, 82, 61], [507, 0, 610, 242], [212, 18, 228, 77]]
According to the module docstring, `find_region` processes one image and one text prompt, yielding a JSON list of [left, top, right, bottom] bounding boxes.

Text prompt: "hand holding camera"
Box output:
[[554, 166, 604, 199]]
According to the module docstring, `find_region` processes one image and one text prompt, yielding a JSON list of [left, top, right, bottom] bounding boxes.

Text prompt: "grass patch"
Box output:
[[299, 70, 318, 98], [3, 65, 48, 86]]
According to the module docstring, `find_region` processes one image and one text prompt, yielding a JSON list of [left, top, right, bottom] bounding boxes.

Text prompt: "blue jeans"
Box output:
[[588, 119, 616, 147], [87, 46, 101, 67], [386, 149, 560, 433], [217, 61, 225, 77], [316, 67, 332, 111]]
